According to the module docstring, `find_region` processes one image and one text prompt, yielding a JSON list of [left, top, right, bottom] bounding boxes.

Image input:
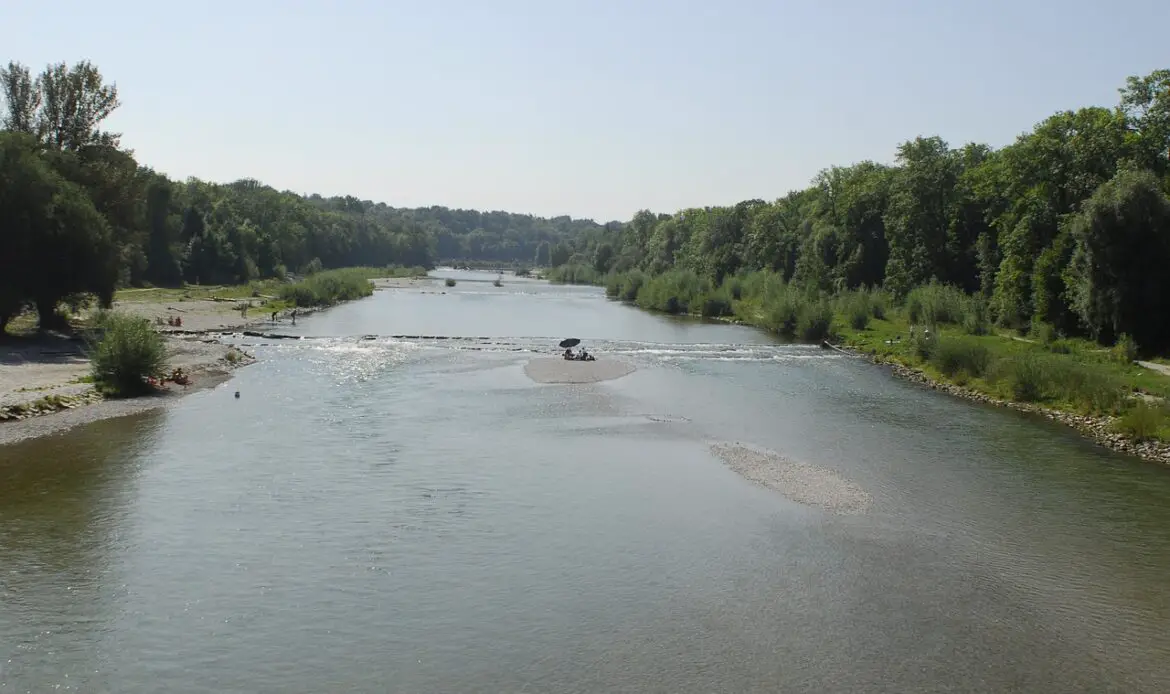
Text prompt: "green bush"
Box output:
[[868, 288, 890, 320], [837, 291, 871, 330], [760, 287, 801, 337], [931, 338, 991, 378], [699, 288, 734, 318], [1030, 319, 1057, 346], [723, 275, 746, 301], [635, 270, 709, 314], [88, 312, 168, 397], [1114, 402, 1170, 441], [798, 299, 834, 341], [445, 278, 457, 287], [1111, 333, 1139, 364], [1003, 353, 1047, 402], [962, 295, 991, 335], [991, 352, 1126, 413], [605, 269, 646, 302], [910, 325, 940, 360], [278, 268, 375, 307], [546, 263, 601, 285], [904, 282, 967, 325]]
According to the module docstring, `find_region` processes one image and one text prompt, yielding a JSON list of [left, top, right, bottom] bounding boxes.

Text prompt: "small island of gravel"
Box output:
[[709, 442, 872, 515]]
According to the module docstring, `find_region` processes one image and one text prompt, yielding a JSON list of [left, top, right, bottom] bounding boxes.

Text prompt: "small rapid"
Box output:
[[223, 332, 840, 367]]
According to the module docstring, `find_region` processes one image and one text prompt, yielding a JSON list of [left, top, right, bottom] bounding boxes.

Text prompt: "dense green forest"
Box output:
[[5, 58, 1169, 356], [0, 59, 603, 332], [548, 69, 1170, 354]]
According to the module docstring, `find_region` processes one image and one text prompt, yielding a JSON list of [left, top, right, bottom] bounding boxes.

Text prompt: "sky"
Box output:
[[5, 0, 1169, 222]]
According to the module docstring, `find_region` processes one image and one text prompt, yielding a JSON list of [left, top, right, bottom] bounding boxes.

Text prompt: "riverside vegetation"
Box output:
[[4, 58, 1170, 452], [0, 60, 601, 335], [546, 69, 1170, 450]]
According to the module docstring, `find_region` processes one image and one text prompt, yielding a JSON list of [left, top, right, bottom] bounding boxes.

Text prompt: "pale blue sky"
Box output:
[[6, 0, 1168, 221]]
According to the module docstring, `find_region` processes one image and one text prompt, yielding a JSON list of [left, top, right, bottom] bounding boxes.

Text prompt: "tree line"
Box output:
[[550, 69, 1170, 354], [0, 59, 604, 332]]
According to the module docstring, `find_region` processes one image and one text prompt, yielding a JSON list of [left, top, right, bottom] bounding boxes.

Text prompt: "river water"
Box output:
[[3, 270, 1170, 693]]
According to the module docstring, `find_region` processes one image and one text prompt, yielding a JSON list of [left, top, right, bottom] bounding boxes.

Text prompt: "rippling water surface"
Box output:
[[3, 270, 1170, 693]]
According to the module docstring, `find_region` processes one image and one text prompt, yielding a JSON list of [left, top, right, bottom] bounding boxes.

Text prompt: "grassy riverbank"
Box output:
[[596, 269, 1170, 451]]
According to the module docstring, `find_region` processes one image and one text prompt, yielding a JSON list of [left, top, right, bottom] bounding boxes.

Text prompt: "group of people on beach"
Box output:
[[563, 347, 595, 362], [146, 366, 190, 388]]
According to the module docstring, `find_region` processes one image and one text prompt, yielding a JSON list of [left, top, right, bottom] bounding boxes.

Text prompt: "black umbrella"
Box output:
[[559, 338, 580, 349]]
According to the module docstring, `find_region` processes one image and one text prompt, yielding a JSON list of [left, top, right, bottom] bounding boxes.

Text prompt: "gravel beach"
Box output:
[[709, 442, 872, 514], [0, 335, 253, 446]]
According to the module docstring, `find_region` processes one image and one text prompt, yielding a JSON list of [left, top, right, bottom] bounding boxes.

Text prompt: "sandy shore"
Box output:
[[523, 357, 636, 384], [709, 442, 872, 514], [0, 334, 254, 446], [0, 275, 438, 446], [106, 277, 434, 335], [110, 297, 326, 334]]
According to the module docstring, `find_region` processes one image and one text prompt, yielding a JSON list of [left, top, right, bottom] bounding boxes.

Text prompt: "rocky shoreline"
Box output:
[[835, 344, 1170, 465]]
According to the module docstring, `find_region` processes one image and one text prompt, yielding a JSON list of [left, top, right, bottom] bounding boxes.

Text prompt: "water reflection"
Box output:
[[4, 276, 1170, 692], [0, 411, 162, 689]]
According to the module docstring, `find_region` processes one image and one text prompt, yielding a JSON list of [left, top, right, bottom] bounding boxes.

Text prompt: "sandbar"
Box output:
[[523, 357, 636, 384], [709, 442, 872, 514]]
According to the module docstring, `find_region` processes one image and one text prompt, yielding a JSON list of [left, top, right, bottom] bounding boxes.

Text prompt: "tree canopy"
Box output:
[[4, 60, 1170, 354], [549, 69, 1170, 353], [0, 60, 604, 332]]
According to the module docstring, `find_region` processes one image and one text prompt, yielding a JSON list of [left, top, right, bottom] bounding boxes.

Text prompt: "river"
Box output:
[[3, 270, 1170, 693]]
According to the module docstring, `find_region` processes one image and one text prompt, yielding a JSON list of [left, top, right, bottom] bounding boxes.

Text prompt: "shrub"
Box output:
[[1030, 319, 1057, 346], [1111, 333, 1139, 364], [635, 270, 709, 314], [962, 295, 991, 335], [546, 263, 601, 285], [836, 291, 870, 330], [931, 338, 991, 378], [868, 288, 890, 320], [735, 270, 776, 302], [910, 324, 940, 360], [445, 278, 457, 287], [278, 268, 376, 307], [300, 257, 324, 275], [797, 299, 834, 342], [724, 276, 746, 301], [1070, 371, 1126, 414], [88, 312, 168, 397], [605, 269, 646, 302], [904, 282, 967, 325], [699, 288, 734, 318], [760, 287, 802, 338], [1113, 402, 1170, 442], [1003, 353, 1047, 402]]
